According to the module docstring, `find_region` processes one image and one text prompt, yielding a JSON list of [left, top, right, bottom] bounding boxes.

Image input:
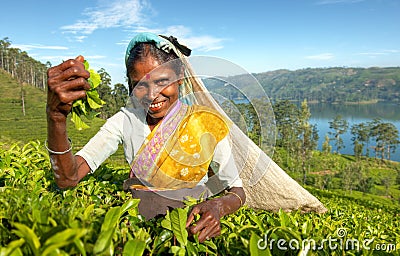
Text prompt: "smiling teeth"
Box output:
[[150, 102, 163, 108]]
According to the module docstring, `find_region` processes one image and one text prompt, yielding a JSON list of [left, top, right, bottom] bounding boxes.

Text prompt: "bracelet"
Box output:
[[45, 138, 73, 155], [226, 191, 243, 207]]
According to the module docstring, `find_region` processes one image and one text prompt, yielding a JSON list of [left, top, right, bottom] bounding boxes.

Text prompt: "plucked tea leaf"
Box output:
[[71, 111, 90, 130], [70, 59, 105, 130]]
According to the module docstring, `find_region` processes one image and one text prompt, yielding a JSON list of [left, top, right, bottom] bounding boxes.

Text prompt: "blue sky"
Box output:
[[1, 0, 399, 85]]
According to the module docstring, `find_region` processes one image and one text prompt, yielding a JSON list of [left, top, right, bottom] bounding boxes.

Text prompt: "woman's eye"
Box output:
[[156, 79, 170, 86], [134, 82, 146, 89]]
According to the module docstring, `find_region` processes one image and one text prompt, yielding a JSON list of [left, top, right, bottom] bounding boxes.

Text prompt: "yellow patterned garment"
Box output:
[[129, 102, 231, 190]]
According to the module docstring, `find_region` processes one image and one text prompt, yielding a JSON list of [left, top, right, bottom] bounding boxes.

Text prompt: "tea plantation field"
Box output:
[[0, 141, 399, 255]]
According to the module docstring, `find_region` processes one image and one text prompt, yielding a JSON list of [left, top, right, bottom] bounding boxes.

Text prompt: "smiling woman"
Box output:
[[45, 32, 326, 243], [128, 53, 181, 127]]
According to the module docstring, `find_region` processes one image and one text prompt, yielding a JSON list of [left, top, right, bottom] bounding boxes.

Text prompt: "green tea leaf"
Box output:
[[86, 90, 105, 108], [70, 59, 105, 130], [122, 239, 146, 256], [250, 232, 271, 256], [83, 204, 95, 221], [88, 71, 101, 89], [152, 230, 173, 252], [170, 208, 188, 246], [161, 211, 172, 231], [93, 228, 116, 255], [73, 239, 86, 256], [41, 229, 87, 256], [101, 207, 121, 231], [0, 238, 25, 256], [11, 223, 40, 255], [71, 111, 90, 131], [120, 198, 140, 215]]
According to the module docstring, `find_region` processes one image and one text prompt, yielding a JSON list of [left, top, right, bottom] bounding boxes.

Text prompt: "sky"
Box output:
[[1, 0, 399, 85]]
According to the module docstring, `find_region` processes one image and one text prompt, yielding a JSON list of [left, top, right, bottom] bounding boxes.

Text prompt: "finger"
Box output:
[[51, 65, 90, 85], [61, 77, 91, 91], [49, 76, 90, 95], [48, 58, 87, 78], [75, 55, 85, 63], [198, 221, 220, 243], [51, 89, 87, 105], [186, 207, 200, 228], [188, 212, 212, 235]]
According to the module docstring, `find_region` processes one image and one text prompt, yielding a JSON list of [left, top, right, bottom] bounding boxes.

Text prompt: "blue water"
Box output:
[[308, 103, 400, 162]]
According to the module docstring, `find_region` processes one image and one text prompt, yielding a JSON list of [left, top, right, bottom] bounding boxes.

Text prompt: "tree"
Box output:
[[369, 120, 400, 160], [250, 97, 275, 153], [0, 37, 48, 90], [96, 68, 114, 119], [351, 122, 370, 159], [328, 115, 348, 154], [112, 83, 129, 111], [322, 135, 332, 154], [273, 100, 300, 163], [340, 162, 363, 193], [297, 99, 319, 184]]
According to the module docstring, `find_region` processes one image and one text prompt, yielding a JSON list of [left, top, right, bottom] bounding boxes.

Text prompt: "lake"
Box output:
[[308, 103, 400, 162]]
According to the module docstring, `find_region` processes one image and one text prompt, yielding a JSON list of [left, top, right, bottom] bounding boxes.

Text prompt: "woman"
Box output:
[[46, 32, 246, 242]]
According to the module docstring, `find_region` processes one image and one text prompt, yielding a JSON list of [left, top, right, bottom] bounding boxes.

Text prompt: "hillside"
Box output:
[[202, 66, 400, 104], [0, 70, 126, 165], [259, 67, 400, 103]]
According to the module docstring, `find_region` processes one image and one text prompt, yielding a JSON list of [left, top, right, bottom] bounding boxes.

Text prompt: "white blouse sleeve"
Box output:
[[75, 112, 124, 173], [211, 136, 243, 188]]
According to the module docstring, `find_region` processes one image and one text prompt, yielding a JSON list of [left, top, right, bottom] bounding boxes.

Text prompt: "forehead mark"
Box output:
[[145, 73, 151, 79]]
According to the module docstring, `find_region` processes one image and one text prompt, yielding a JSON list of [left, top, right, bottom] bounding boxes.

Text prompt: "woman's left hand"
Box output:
[[186, 187, 245, 243], [186, 199, 222, 243]]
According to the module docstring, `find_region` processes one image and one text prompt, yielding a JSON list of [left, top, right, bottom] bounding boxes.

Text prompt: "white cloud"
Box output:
[[61, 0, 224, 52], [383, 49, 400, 53], [61, 0, 150, 36], [357, 52, 386, 56], [357, 49, 400, 57], [183, 36, 224, 52], [11, 44, 68, 51], [130, 25, 225, 52], [305, 53, 334, 60]]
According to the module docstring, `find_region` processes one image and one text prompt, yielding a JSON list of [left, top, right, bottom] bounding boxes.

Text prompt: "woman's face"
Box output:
[[129, 57, 181, 122]]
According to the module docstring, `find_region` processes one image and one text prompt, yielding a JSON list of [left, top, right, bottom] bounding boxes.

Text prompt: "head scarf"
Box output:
[[124, 32, 327, 213]]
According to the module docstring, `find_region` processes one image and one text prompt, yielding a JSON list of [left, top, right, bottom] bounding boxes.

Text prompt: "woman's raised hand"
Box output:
[[46, 55, 91, 119]]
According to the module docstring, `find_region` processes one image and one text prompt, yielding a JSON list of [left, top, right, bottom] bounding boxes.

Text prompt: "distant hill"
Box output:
[[205, 67, 400, 104], [254, 67, 400, 103]]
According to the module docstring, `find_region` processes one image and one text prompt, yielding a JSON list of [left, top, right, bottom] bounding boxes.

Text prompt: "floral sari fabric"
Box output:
[[129, 101, 230, 190]]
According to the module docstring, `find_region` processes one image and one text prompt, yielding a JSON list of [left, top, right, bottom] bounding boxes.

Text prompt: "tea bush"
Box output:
[[0, 141, 399, 255]]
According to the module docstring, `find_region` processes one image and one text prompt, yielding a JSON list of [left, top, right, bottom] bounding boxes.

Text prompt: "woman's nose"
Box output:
[[146, 84, 159, 101]]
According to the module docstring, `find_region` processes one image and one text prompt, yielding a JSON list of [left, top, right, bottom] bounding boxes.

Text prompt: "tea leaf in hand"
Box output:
[[71, 60, 106, 130]]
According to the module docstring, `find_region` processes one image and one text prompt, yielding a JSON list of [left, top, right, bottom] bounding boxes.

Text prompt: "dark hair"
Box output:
[[126, 42, 183, 94]]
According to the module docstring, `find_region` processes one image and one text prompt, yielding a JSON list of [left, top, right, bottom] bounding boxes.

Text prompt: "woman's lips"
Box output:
[[148, 101, 165, 112]]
